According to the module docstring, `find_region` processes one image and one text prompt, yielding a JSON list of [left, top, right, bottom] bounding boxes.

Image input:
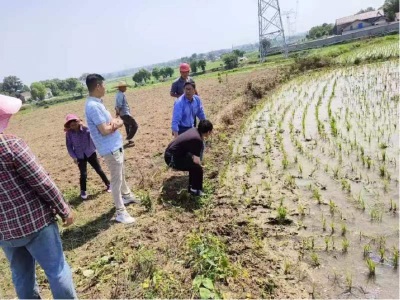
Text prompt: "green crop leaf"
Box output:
[[202, 278, 214, 290], [199, 287, 212, 299]]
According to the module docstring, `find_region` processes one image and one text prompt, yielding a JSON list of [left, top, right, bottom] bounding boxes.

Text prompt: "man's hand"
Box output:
[[192, 155, 201, 165], [172, 131, 178, 138], [73, 158, 78, 165], [111, 118, 124, 132], [63, 212, 74, 227]]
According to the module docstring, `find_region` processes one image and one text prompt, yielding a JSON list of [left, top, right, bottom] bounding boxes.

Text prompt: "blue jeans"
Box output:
[[0, 222, 77, 299]]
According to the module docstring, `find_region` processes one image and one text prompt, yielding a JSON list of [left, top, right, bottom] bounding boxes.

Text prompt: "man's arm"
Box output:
[[170, 81, 182, 98], [196, 97, 206, 120], [171, 100, 182, 137], [115, 93, 123, 116], [97, 118, 123, 136], [12, 138, 72, 222], [65, 134, 78, 164]]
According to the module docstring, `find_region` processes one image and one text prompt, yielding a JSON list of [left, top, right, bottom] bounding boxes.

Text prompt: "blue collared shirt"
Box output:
[[115, 91, 131, 116], [85, 96, 122, 156], [171, 95, 206, 132]]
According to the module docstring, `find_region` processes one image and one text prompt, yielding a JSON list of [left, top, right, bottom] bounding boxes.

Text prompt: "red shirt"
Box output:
[[0, 134, 70, 240]]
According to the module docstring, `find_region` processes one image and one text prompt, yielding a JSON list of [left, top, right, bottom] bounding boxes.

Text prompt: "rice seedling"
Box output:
[[370, 208, 383, 222], [282, 155, 289, 169], [341, 223, 347, 236], [294, 155, 298, 163], [363, 244, 371, 257], [313, 187, 322, 204], [298, 204, 305, 216], [379, 248, 385, 262], [277, 205, 288, 224], [381, 151, 386, 162], [298, 163, 303, 175], [310, 252, 320, 267], [329, 200, 336, 214], [393, 247, 399, 267], [322, 216, 326, 231], [366, 258, 376, 276], [345, 272, 353, 292], [324, 164, 329, 173], [342, 238, 349, 252], [379, 165, 386, 177], [310, 237, 315, 250], [325, 237, 329, 251], [330, 221, 335, 234], [367, 157, 372, 169], [284, 260, 291, 275], [333, 166, 340, 179]]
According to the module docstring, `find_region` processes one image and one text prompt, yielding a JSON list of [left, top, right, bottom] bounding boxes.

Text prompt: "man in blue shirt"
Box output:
[[115, 81, 138, 146], [171, 82, 206, 138], [84, 74, 136, 224]]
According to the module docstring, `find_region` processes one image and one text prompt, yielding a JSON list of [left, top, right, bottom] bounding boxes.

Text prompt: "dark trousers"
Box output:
[[165, 151, 203, 191], [178, 126, 192, 135], [121, 115, 138, 140], [77, 152, 110, 192]]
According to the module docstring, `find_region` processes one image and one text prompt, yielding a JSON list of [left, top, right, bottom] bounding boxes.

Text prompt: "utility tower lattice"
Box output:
[[258, 0, 288, 62]]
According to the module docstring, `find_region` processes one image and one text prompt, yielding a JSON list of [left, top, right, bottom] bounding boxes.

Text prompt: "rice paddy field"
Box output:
[[222, 60, 399, 298]]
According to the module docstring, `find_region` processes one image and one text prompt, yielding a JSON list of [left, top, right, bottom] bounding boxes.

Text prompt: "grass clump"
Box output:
[[366, 258, 376, 276]]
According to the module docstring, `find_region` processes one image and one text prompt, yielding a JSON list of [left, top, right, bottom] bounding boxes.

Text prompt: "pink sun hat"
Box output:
[[64, 114, 80, 130], [0, 94, 22, 133]]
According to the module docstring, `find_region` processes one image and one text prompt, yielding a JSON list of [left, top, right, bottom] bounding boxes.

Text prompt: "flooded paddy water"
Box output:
[[222, 61, 399, 298]]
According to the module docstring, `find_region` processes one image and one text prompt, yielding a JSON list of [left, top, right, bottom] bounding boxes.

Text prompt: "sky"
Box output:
[[0, 0, 385, 85]]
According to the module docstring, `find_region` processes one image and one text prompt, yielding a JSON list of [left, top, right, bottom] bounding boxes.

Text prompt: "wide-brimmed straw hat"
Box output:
[[0, 94, 22, 133], [114, 81, 130, 89], [64, 114, 80, 129]]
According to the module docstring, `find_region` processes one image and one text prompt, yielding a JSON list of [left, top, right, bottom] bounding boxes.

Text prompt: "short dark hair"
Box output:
[[86, 74, 105, 92], [184, 81, 196, 89], [198, 119, 213, 134]]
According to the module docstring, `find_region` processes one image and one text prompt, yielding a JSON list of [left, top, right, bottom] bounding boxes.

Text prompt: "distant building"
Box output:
[[334, 10, 387, 35], [19, 92, 31, 103], [45, 88, 53, 99]]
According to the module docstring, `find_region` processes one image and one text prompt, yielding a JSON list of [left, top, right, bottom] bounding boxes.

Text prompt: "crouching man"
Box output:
[[164, 120, 213, 196]]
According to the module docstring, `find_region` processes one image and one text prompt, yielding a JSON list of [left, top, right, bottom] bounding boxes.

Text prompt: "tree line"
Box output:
[[0, 75, 87, 101]]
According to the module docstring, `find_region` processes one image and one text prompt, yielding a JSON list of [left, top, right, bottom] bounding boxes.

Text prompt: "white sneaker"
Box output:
[[190, 188, 205, 196], [115, 211, 136, 224], [122, 194, 137, 205]]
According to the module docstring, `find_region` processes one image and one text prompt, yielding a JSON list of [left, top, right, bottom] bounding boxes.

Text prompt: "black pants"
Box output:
[[77, 152, 110, 192], [165, 151, 203, 190], [121, 115, 138, 140]]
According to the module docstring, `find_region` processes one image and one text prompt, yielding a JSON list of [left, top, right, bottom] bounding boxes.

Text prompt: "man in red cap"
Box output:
[[170, 63, 195, 98]]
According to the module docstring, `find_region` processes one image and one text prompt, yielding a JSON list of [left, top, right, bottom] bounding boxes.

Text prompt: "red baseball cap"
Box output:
[[180, 63, 190, 72]]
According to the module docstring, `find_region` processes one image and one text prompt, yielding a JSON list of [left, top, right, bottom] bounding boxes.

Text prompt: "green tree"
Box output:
[[140, 69, 151, 82], [383, 0, 399, 21], [0, 83, 3, 93], [198, 59, 207, 72], [76, 85, 85, 97], [2, 76, 23, 96], [206, 52, 216, 61], [260, 39, 272, 54], [190, 53, 198, 61], [22, 85, 30, 92], [356, 7, 375, 14], [222, 53, 239, 70], [56, 79, 68, 91], [65, 78, 79, 92], [233, 49, 245, 57], [165, 67, 174, 77], [306, 23, 334, 39], [79, 73, 89, 82], [190, 61, 198, 73], [152, 67, 160, 80], [30, 82, 46, 100]]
